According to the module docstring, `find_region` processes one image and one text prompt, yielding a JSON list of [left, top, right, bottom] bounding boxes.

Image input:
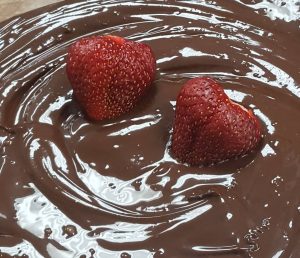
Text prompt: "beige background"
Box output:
[[0, 0, 62, 22]]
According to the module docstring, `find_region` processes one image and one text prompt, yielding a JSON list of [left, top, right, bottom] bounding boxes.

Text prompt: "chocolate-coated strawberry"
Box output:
[[171, 77, 262, 166], [66, 35, 156, 121]]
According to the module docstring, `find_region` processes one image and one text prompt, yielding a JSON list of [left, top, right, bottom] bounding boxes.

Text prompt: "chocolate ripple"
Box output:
[[0, 0, 299, 257]]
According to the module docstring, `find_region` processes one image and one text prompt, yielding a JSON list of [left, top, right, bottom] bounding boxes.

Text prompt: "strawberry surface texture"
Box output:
[[171, 77, 262, 166], [66, 35, 156, 121]]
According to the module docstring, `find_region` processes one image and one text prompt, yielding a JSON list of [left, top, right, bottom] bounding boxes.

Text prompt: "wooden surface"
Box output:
[[0, 0, 62, 22]]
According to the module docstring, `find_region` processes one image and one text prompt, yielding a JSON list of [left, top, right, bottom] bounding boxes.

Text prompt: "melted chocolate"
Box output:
[[0, 1, 299, 257]]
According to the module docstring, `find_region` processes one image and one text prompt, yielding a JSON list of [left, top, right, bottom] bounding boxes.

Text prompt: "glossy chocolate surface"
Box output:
[[0, 0, 299, 257]]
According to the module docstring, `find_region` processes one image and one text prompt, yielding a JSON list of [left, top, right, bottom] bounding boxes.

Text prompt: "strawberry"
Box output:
[[171, 77, 262, 166], [66, 35, 156, 121]]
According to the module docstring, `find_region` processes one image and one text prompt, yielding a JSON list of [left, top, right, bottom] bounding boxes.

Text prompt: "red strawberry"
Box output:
[[171, 77, 262, 166], [66, 35, 156, 121]]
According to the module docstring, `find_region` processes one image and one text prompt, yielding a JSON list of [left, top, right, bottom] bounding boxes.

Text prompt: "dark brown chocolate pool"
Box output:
[[0, 1, 299, 257]]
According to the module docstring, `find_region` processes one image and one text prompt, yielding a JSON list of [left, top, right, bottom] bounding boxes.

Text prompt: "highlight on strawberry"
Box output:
[[66, 35, 156, 121], [171, 77, 262, 166]]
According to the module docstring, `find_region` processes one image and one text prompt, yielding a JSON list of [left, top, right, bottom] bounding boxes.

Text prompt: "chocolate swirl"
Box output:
[[0, 1, 299, 257]]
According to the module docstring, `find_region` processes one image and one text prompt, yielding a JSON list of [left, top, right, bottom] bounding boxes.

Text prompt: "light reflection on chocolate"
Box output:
[[0, 0, 299, 257]]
